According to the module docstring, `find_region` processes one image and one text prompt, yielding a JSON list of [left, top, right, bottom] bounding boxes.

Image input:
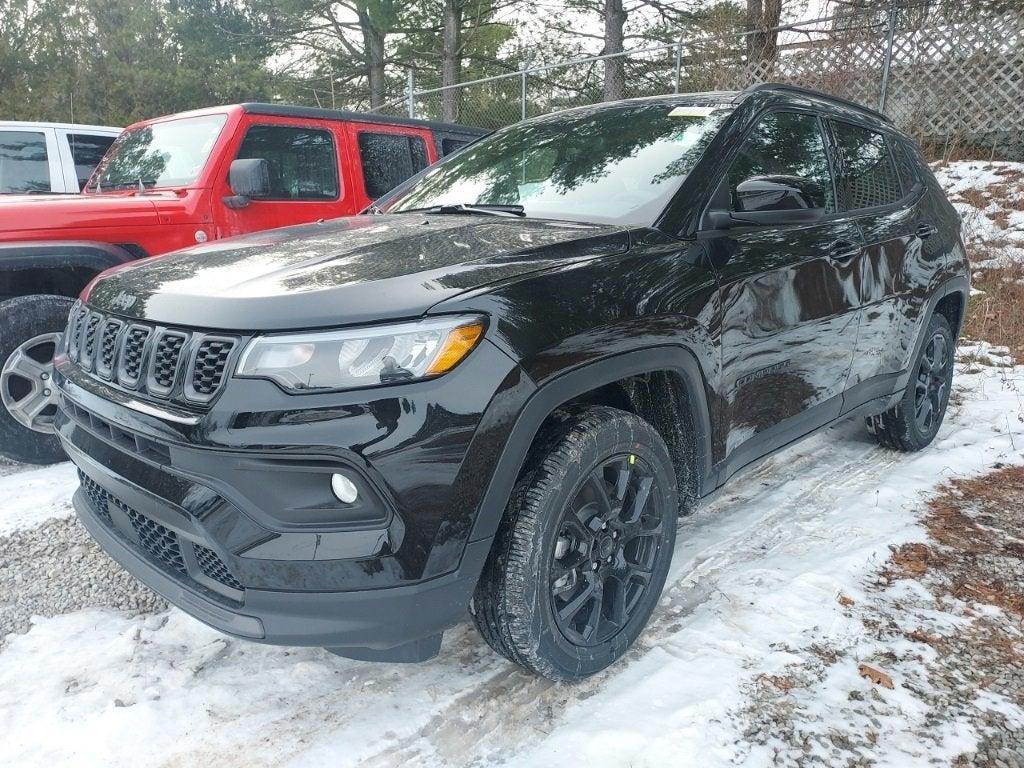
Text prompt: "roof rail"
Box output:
[[736, 83, 893, 124]]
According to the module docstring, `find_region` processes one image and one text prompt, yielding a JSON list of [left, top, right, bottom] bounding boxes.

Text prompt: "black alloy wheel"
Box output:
[[550, 454, 665, 647], [472, 406, 679, 680], [913, 330, 950, 435]]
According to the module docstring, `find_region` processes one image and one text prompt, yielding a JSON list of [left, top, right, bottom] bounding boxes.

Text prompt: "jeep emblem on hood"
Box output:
[[109, 290, 137, 311]]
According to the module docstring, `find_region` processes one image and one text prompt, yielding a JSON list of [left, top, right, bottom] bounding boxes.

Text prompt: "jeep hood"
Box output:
[[84, 214, 629, 330], [0, 192, 163, 234]]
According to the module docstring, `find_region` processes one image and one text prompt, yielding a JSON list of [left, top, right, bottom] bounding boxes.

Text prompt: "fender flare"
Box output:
[[468, 345, 715, 544], [0, 241, 141, 275], [892, 274, 970, 394]]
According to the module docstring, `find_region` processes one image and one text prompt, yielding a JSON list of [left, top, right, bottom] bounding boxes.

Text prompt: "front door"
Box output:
[[705, 110, 862, 477], [217, 118, 347, 238]]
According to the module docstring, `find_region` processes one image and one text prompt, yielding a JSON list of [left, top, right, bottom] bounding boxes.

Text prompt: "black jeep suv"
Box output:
[[53, 84, 967, 680]]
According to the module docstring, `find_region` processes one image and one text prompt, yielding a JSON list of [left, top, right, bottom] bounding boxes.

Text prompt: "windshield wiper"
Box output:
[[397, 203, 526, 218]]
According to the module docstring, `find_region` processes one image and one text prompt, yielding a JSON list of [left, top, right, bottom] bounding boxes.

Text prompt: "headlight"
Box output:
[[235, 315, 486, 392]]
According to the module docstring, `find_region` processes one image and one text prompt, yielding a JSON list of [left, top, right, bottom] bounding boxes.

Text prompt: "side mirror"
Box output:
[[224, 158, 271, 209], [706, 175, 826, 229]]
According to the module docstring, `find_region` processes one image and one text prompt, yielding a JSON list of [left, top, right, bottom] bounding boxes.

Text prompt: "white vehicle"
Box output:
[[0, 121, 121, 194]]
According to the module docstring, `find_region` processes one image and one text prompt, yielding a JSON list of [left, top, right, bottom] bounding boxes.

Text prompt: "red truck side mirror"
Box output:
[[224, 158, 271, 209]]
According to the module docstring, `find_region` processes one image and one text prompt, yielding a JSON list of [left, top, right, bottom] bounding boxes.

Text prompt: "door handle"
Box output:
[[829, 240, 861, 262], [916, 223, 937, 239]]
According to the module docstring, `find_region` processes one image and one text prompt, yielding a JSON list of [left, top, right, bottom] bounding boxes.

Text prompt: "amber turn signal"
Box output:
[[426, 322, 485, 375]]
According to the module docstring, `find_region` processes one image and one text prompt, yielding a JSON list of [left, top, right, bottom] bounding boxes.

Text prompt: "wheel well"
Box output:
[[0, 266, 96, 301], [540, 371, 700, 510], [934, 291, 964, 335]]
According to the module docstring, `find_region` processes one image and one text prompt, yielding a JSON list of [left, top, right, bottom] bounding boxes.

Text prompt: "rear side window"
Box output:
[[727, 111, 835, 212], [236, 125, 338, 200], [358, 132, 429, 200], [0, 131, 50, 193], [68, 133, 116, 190], [830, 122, 902, 211]]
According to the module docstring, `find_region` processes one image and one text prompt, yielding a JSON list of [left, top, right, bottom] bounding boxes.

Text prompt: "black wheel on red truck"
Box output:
[[0, 294, 74, 465]]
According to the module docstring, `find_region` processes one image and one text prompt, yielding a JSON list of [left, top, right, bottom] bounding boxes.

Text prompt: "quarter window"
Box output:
[[68, 133, 116, 190], [236, 125, 338, 200], [830, 122, 902, 211], [727, 112, 835, 213], [0, 131, 50, 193], [358, 132, 429, 200], [891, 139, 921, 196]]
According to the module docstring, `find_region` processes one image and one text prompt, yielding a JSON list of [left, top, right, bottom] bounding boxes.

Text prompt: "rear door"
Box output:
[[0, 127, 60, 193], [346, 123, 437, 209], [826, 120, 929, 408], [216, 116, 348, 238], [706, 110, 863, 473]]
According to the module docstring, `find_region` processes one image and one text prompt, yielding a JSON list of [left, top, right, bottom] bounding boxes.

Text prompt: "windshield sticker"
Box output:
[[668, 106, 717, 118]]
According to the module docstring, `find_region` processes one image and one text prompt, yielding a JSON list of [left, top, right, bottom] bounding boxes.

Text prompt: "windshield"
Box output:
[[86, 114, 227, 191], [381, 102, 730, 225]]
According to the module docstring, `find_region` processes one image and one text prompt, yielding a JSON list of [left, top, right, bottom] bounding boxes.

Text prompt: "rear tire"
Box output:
[[471, 406, 678, 680], [866, 312, 954, 452], [0, 295, 75, 465]]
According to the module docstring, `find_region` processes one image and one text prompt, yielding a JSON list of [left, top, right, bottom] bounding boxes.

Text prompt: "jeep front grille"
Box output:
[[64, 307, 238, 404]]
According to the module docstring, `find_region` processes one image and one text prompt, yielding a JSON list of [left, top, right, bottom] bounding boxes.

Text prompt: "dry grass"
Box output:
[[963, 262, 1024, 362], [887, 464, 1024, 619], [959, 187, 990, 209]]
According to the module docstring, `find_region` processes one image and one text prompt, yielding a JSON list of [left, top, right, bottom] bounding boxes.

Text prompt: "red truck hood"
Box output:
[[0, 192, 169, 236]]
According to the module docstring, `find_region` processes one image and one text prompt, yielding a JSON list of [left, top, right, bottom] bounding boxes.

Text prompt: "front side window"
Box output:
[[236, 125, 338, 200], [830, 121, 902, 211], [359, 133, 429, 200], [68, 133, 116, 190], [727, 112, 835, 213], [381, 103, 729, 225], [0, 131, 50, 193], [88, 114, 226, 191]]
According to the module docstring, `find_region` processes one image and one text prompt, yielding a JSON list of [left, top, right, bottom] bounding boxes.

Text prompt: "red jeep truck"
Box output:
[[0, 103, 485, 464]]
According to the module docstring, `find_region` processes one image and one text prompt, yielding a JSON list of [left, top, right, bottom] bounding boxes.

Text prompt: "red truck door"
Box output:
[[212, 114, 353, 239], [342, 122, 438, 211]]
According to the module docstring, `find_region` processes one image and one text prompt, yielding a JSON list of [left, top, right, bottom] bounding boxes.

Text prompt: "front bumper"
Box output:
[[53, 336, 533, 659]]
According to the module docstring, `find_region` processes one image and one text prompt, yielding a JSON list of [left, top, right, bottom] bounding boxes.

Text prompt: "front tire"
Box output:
[[0, 295, 75, 465], [867, 312, 954, 452], [472, 406, 678, 680]]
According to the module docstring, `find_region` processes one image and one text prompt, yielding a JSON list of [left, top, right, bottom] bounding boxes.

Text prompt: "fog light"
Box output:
[[330, 473, 359, 504]]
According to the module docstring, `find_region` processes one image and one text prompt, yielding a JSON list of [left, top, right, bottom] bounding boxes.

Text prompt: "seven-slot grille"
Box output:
[[65, 304, 237, 403]]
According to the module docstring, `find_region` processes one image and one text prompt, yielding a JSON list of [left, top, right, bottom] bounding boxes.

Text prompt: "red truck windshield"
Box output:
[[86, 113, 227, 192]]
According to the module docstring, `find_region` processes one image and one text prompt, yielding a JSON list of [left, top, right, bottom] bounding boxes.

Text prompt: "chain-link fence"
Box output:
[[373, 2, 1024, 160]]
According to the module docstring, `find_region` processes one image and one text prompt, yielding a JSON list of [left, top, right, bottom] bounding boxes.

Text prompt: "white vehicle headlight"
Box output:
[[235, 315, 486, 393]]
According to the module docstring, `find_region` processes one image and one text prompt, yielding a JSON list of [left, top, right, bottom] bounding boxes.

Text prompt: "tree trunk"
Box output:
[[441, 0, 462, 122], [358, 8, 387, 109], [602, 0, 626, 101], [745, 0, 782, 76]]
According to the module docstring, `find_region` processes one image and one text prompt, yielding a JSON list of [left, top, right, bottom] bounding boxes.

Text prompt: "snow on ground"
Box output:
[[932, 161, 1024, 267], [0, 460, 77, 535], [0, 360, 1022, 768]]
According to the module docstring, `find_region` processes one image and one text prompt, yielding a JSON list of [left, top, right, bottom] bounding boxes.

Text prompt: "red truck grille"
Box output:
[[64, 303, 238, 404]]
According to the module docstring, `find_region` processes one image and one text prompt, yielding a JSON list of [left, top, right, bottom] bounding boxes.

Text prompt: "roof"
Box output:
[[240, 103, 488, 136], [735, 83, 893, 125], [0, 120, 121, 133], [511, 84, 892, 131]]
